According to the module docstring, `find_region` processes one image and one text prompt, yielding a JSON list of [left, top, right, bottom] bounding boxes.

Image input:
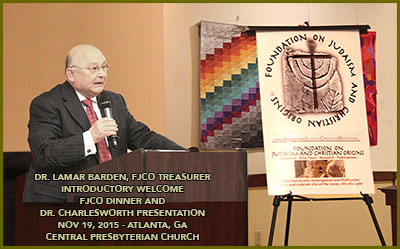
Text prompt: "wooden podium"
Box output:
[[15, 150, 248, 246]]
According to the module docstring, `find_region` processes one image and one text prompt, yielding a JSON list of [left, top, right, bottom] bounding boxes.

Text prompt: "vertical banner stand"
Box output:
[[267, 193, 386, 246]]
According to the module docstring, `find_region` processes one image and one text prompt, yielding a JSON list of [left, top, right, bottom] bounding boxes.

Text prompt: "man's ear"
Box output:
[[66, 68, 75, 83]]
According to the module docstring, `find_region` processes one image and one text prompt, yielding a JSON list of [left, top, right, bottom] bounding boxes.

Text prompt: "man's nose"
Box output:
[[97, 68, 107, 77]]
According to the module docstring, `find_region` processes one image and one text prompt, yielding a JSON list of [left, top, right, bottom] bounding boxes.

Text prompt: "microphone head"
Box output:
[[98, 93, 111, 109]]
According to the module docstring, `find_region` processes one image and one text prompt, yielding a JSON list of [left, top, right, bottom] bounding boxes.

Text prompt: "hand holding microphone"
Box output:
[[91, 93, 120, 147], [89, 118, 118, 144]]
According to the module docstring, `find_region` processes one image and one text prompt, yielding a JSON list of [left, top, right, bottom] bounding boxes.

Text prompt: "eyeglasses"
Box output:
[[69, 62, 110, 74]]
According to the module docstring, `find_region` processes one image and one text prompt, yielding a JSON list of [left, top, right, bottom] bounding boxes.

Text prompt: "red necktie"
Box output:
[[82, 99, 112, 163]]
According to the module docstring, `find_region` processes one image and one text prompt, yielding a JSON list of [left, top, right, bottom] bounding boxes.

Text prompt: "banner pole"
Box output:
[[268, 195, 282, 246], [362, 193, 387, 246], [284, 194, 294, 246]]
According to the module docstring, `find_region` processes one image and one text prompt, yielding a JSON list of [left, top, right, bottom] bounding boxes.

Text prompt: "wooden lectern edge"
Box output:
[[141, 149, 190, 152]]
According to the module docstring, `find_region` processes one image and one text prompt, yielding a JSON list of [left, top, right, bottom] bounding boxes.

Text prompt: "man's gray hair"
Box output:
[[65, 54, 72, 71]]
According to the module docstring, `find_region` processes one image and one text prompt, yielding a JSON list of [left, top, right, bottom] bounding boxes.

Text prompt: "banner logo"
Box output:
[[264, 34, 360, 127]]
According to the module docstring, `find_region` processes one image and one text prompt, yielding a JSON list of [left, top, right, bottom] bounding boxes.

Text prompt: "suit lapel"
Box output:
[[61, 81, 91, 132], [61, 82, 101, 163], [63, 84, 118, 161], [62, 83, 119, 162]]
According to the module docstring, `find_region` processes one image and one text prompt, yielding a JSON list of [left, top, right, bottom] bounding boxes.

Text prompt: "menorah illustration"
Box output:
[[283, 40, 344, 113]]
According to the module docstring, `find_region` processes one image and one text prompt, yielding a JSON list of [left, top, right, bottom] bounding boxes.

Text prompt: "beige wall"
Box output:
[[3, 3, 396, 246], [4, 3, 165, 151], [248, 182, 393, 246]]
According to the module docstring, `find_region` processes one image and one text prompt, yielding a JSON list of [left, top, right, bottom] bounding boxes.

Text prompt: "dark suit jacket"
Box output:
[[24, 81, 184, 202]]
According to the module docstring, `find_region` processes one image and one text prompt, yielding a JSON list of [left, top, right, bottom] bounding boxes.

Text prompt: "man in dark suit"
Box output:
[[24, 44, 184, 202]]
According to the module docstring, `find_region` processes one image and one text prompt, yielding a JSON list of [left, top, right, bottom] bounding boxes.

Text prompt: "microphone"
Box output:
[[98, 93, 119, 148]]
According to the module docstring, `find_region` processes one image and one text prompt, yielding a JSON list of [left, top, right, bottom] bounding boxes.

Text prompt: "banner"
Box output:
[[360, 31, 377, 146], [256, 30, 375, 195]]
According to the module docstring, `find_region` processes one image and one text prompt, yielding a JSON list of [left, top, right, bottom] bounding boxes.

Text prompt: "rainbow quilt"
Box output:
[[360, 31, 377, 146], [200, 21, 262, 149]]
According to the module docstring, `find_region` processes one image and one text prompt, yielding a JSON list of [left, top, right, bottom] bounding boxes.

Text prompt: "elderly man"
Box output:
[[24, 44, 184, 202]]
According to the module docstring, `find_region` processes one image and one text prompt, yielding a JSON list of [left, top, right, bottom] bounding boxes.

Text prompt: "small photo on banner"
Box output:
[[200, 21, 263, 149], [360, 31, 377, 146]]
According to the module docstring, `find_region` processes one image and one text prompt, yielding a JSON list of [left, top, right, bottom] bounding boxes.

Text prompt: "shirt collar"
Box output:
[[75, 90, 97, 104]]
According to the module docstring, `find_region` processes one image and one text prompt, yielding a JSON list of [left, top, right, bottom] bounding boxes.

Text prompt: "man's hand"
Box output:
[[89, 118, 118, 144]]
